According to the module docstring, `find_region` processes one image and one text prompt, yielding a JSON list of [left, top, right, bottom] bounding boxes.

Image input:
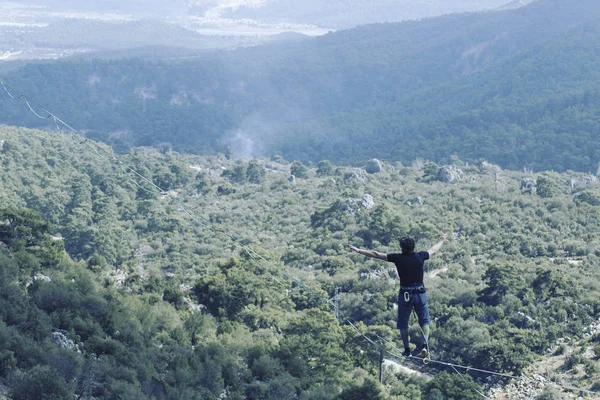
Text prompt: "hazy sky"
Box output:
[[15, 0, 518, 28]]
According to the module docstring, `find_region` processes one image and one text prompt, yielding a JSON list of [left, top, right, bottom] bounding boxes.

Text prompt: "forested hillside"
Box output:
[[1, 125, 599, 398], [2, 0, 600, 171]]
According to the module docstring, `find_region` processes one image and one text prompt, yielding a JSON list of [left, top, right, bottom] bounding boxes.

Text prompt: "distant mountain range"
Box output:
[[16, 0, 531, 29], [496, 0, 538, 10], [216, 0, 514, 28]]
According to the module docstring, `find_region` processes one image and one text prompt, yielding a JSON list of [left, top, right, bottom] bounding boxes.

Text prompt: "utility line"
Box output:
[[2, 76, 598, 399]]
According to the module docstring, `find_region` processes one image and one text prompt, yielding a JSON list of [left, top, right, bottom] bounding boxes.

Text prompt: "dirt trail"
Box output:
[[428, 267, 448, 278]]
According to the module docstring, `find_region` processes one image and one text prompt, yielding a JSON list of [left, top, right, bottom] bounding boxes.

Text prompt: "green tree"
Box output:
[[276, 309, 350, 386], [291, 161, 309, 179], [422, 162, 439, 181], [338, 377, 385, 400], [423, 372, 483, 400], [223, 163, 247, 184], [195, 172, 213, 194], [224, 146, 233, 160], [317, 160, 334, 176], [478, 263, 524, 306], [247, 160, 266, 184], [9, 365, 72, 400], [536, 175, 555, 198]]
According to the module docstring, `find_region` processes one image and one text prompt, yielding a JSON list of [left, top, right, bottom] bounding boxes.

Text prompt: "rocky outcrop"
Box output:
[[568, 175, 598, 189], [346, 168, 368, 182], [344, 194, 376, 214], [437, 166, 464, 183], [25, 273, 51, 288], [365, 159, 384, 174], [361, 194, 375, 210], [360, 269, 386, 281], [51, 330, 81, 353], [488, 373, 547, 400], [520, 178, 536, 193], [515, 312, 537, 328]]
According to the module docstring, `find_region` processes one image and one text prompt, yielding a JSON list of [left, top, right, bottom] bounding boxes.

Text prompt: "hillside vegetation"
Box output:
[[1, 125, 599, 398], [2, 0, 600, 171]]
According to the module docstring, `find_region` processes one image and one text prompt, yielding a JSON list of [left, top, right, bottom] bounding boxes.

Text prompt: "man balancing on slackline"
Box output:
[[349, 233, 447, 358]]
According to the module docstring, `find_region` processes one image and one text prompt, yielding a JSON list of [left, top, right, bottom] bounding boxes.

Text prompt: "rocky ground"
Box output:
[[490, 319, 600, 399]]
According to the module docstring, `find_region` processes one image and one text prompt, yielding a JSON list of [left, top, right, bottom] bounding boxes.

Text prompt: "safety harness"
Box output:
[[400, 284, 426, 302]]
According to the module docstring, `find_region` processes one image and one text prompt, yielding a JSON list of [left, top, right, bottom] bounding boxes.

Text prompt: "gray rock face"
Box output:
[[341, 199, 359, 215], [25, 273, 52, 288], [437, 166, 464, 183], [347, 168, 368, 182], [51, 330, 81, 353], [342, 194, 376, 215], [360, 269, 386, 281], [361, 194, 375, 210], [516, 312, 537, 328], [569, 175, 598, 188], [520, 178, 536, 193], [365, 158, 384, 174]]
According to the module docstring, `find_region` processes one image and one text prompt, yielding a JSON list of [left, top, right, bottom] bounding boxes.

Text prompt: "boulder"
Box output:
[[51, 330, 81, 353], [365, 158, 384, 174], [361, 194, 375, 210], [520, 178, 536, 193], [25, 273, 51, 288], [437, 165, 464, 183], [516, 312, 537, 328], [346, 168, 368, 182], [359, 270, 386, 281], [288, 175, 296, 183], [340, 195, 376, 215]]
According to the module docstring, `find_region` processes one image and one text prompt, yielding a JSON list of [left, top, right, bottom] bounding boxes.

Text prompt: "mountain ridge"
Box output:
[[2, 0, 600, 171]]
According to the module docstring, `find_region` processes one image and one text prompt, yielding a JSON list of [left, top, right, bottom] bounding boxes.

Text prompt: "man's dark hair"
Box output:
[[400, 237, 415, 254]]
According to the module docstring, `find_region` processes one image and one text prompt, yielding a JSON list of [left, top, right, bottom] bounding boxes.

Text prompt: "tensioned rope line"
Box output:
[[0, 76, 408, 366], [0, 77, 567, 394], [2, 79, 453, 381], [2, 77, 598, 399]]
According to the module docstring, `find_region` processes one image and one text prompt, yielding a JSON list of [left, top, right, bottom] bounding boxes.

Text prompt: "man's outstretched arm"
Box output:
[[427, 233, 448, 257], [349, 245, 388, 261]]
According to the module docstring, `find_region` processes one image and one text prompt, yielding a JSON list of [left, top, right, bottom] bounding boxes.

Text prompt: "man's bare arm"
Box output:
[[349, 245, 388, 261], [427, 233, 448, 257]]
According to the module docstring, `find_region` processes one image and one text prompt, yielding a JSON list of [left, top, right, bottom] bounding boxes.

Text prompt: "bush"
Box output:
[[535, 386, 566, 400], [9, 365, 72, 400]]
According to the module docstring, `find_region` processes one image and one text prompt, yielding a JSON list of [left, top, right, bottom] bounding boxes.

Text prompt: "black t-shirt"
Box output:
[[387, 251, 430, 287]]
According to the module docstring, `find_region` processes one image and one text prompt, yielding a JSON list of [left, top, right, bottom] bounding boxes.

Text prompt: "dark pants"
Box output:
[[397, 290, 430, 330]]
